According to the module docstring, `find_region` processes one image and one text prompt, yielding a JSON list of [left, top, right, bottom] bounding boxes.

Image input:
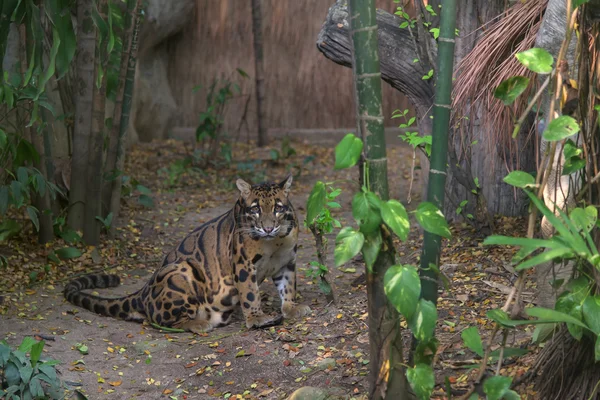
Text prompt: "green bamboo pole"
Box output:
[[418, 1, 457, 309], [348, 1, 411, 398]]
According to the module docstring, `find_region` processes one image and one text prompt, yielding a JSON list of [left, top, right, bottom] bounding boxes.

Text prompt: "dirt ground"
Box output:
[[0, 135, 535, 399]]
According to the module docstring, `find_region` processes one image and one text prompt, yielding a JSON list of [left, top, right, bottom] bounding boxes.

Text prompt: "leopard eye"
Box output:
[[274, 204, 285, 213], [250, 206, 260, 214]]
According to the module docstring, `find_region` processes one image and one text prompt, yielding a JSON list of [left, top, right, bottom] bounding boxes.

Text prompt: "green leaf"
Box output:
[[494, 76, 530, 105], [415, 202, 451, 239], [17, 166, 28, 184], [19, 364, 33, 384], [489, 347, 529, 359], [4, 362, 19, 386], [136, 184, 152, 195], [306, 181, 326, 225], [461, 327, 484, 357], [384, 265, 421, 320], [406, 364, 435, 400], [45, 0, 76, 78], [583, 296, 600, 334], [503, 171, 535, 188], [55, 247, 82, 260], [381, 199, 410, 241], [29, 376, 44, 398], [526, 307, 589, 329], [60, 229, 81, 244], [515, 247, 574, 271], [334, 133, 363, 169], [555, 292, 583, 340], [542, 115, 580, 141], [595, 335, 600, 362], [562, 157, 585, 175], [138, 194, 154, 208], [361, 230, 381, 271], [408, 299, 437, 342], [334, 227, 364, 267], [515, 48, 553, 74], [18, 337, 37, 353], [26, 206, 39, 232], [483, 375, 512, 400], [570, 206, 597, 233], [29, 340, 44, 367], [36, 28, 61, 100], [352, 191, 382, 233]]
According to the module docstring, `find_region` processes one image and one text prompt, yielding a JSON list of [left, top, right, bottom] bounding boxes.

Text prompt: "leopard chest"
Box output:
[[245, 236, 296, 284]]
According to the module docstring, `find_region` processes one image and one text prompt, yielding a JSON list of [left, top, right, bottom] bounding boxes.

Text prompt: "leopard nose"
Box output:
[[264, 226, 274, 233]]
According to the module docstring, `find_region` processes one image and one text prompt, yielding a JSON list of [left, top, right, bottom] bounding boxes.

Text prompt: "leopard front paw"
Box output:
[[282, 302, 311, 319], [245, 313, 283, 329]]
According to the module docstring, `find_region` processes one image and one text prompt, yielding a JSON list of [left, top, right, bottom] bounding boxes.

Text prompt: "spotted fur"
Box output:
[[63, 175, 310, 333]]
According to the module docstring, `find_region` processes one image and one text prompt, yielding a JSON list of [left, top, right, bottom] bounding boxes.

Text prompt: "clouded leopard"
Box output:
[[63, 175, 311, 332]]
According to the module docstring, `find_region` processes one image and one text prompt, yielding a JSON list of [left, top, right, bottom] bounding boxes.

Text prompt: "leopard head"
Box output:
[[235, 175, 295, 239]]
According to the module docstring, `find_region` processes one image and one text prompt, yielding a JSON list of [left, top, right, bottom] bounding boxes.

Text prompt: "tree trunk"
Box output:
[[347, 1, 413, 398], [418, 0, 457, 317], [109, 0, 142, 228], [251, 0, 267, 147], [317, 0, 532, 221], [68, 0, 96, 233], [83, 0, 108, 245], [103, 0, 141, 220]]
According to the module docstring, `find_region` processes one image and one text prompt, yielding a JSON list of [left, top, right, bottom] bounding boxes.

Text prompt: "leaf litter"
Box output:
[[0, 137, 538, 398]]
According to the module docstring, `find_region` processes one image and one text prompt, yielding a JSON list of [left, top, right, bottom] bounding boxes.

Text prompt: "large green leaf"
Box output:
[[29, 340, 44, 368], [0, 186, 9, 215], [543, 116, 580, 141], [494, 76, 530, 105], [306, 181, 326, 225], [380, 199, 410, 241], [527, 307, 590, 329], [361, 230, 381, 271], [484, 235, 563, 250], [352, 191, 382, 233], [334, 133, 363, 170], [515, 247, 574, 271], [595, 335, 600, 362], [415, 202, 451, 239], [583, 296, 600, 334], [562, 157, 586, 175], [515, 47, 553, 74], [408, 299, 437, 342], [384, 265, 420, 320], [483, 376, 513, 400], [334, 227, 364, 267], [406, 364, 435, 400], [461, 326, 484, 357], [503, 171, 535, 188]]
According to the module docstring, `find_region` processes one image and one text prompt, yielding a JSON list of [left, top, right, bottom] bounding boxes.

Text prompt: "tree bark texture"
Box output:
[[347, 1, 412, 398], [83, 0, 109, 245], [68, 0, 96, 233], [317, 0, 535, 220], [103, 0, 141, 220], [129, 0, 194, 144], [109, 1, 142, 228], [251, 0, 268, 147]]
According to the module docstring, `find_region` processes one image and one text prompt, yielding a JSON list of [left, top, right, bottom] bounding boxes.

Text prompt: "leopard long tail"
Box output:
[[63, 274, 146, 322]]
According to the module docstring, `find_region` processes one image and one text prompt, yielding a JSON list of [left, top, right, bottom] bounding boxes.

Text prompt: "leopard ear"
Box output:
[[278, 174, 293, 196], [236, 179, 252, 199]]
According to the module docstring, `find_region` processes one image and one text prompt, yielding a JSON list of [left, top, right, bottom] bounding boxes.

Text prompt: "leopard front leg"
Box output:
[[235, 262, 282, 329], [272, 260, 311, 319]]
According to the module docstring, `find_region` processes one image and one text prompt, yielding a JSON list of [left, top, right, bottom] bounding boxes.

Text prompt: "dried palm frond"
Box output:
[[452, 0, 548, 158]]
